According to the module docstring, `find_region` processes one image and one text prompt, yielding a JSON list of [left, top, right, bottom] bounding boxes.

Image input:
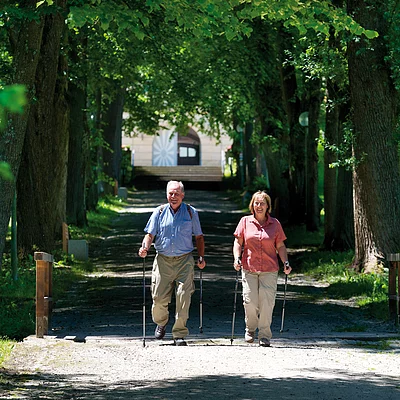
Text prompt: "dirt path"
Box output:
[[1, 190, 399, 399]]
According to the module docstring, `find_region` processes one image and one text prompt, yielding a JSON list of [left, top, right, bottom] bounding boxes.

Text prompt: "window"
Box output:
[[179, 147, 197, 157]]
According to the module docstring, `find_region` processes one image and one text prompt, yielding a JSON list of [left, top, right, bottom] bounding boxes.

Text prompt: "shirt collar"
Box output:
[[250, 214, 270, 226]]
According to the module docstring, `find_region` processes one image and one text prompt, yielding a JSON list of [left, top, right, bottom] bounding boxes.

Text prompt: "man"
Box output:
[[138, 180, 206, 346]]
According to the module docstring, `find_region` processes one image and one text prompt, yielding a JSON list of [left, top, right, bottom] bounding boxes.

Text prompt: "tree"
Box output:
[[1, 0, 389, 272], [347, 0, 400, 272], [0, 1, 45, 266], [16, 0, 68, 256]]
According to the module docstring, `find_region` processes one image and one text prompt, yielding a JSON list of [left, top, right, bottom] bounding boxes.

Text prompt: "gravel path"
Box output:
[[1, 189, 399, 399]]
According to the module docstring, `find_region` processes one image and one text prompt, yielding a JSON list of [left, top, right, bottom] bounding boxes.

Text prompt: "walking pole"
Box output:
[[230, 269, 240, 345], [142, 257, 146, 347], [280, 273, 288, 333], [199, 269, 203, 333]]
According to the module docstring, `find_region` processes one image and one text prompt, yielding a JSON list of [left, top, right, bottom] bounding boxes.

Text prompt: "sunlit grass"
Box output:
[[0, 338, 15, 367], [294, 248, 390, 320], [0, 194, 126, 344], [68, 195, 127, 241]]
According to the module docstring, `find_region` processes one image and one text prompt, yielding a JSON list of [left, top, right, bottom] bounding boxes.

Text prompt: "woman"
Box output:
[[233, 190, 292, 347]]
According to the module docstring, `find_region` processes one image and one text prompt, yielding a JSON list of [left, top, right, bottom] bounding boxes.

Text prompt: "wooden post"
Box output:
[[387, 253, 400, 325], [34, 252, 54, 338], [114, 179, 118, 196], [62, 222, 69, 253]]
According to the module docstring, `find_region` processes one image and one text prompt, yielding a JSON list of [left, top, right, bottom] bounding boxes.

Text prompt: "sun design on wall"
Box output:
[[152, 132, 177, 166]]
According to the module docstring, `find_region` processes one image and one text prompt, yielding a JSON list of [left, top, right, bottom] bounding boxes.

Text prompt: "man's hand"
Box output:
[[197, 256, 206, 269], [138, 246, 148, 258]]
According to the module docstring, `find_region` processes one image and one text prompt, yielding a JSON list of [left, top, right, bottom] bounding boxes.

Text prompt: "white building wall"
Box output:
[[122, 123, 232, 168]]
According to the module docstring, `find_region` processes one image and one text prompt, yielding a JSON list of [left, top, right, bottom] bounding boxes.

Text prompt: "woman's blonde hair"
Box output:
[[249, 190, 272, 215]]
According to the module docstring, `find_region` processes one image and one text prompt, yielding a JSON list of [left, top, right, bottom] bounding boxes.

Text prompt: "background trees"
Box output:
[[0, 0, 399, 273]]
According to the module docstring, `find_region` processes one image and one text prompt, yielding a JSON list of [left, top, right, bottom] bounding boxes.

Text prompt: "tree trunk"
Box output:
[[17, 3, 68, 255], [330, 101, 355, 251], [323, 80, 339, 248], [279, 45, 306, 224], [0, 2, 44, 267], [306, 78, 322, 231], [243, 121, 255, 188], [102, 89, 124, 195], [66, 34, 89, 227], [67, 81, 89, 226], [347, 0, 400, 272], [333, 164, 354, 251]]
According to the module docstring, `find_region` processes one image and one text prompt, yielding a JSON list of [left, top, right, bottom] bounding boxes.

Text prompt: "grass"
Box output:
[[0, 194, 125, 366], [0, 190, 394, 363], [0, 339, 14, 366], [293, 248, 390, 320], [67, 195, 128, 241], [354, 340, 393, 351]]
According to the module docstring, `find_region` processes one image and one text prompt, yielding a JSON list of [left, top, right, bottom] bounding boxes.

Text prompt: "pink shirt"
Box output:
[[234, 215, 287, 272]]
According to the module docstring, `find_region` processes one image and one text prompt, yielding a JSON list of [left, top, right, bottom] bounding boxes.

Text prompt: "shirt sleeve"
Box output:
[[144, 206, 162, 236], [275, 219, 287, 244], [233, 217, 245, 239], [190, 206, 203, 236]]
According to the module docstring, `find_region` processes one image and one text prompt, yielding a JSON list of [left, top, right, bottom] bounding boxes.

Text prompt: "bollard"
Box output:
[[114, 179, 119, 196], [387, 253, 400, 326], [34, 252, 54, 338], [62, 222, 69, 253]]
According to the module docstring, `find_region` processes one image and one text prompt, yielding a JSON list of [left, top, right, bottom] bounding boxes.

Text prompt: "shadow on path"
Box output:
[[51, 190, 398, 344]]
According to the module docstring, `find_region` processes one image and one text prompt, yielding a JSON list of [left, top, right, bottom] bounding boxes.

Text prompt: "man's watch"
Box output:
[[284, 261, 290, 268], [198, 256, 204, 263]]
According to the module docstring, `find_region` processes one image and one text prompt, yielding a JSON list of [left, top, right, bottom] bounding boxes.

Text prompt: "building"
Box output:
[[122, 122, 232, 188]]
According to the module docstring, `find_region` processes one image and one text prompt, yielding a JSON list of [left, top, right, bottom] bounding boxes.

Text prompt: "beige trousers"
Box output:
[[242, 270, 278, 340], [151, 252, 195, 339]]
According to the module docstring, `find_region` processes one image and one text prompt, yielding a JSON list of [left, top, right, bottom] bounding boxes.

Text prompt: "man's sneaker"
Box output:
[[245, 331, 255, 343], [174, 338, 187, 346], [155, 325, 166, 340], [259, 338, 270, 347]]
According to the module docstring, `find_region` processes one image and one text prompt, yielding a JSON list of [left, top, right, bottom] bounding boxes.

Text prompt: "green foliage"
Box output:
[[0, 257, 36, 341], [0, 194, 125, 341], [69, 195, 126, 240], [0, 162, 13, 181], [0, 338, 14, 367], [0, 84, 26, 130], [36, 0, 54, 7], [354, 340, 393, 351], [335, 325, 366, 333], [0, 84, 27, 181], [319, 121, 357, 170], [295, 249, 389, 320], [386, 0, 400, 91], [285, 224, 325, 248], [247, 175, 270, 193]]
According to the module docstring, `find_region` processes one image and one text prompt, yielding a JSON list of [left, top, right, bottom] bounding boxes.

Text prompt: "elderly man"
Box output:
[[138, 180, 206, 346]]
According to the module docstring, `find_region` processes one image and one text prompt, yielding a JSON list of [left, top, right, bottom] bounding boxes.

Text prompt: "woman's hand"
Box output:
[[284, 261, 292, 275], [233, 258, 242, 271]]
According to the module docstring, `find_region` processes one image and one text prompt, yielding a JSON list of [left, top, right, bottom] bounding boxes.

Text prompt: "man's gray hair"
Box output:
[[166, 180, 185, 193]]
